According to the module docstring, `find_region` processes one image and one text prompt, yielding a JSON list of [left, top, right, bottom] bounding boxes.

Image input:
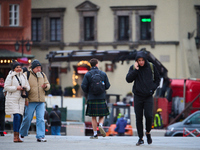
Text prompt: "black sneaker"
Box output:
[[136, 139, 144, 146], [37, 138, 47, 142], [146, 133, 152, 144], [90, 135, 98, 139], [0, 132, 4, 136]]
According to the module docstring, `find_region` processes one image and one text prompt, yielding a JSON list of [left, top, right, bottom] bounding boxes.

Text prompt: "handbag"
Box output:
[[15, 75, 28, 98]]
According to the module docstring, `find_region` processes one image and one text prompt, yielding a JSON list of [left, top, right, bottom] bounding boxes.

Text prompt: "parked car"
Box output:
[[165, 110, 200, 137]]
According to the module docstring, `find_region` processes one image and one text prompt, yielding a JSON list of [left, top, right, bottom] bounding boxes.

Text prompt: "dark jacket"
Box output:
[[0, 87, 5, 110], [81, 67, 110, 100], [126, 51, 160, 97], [49, 109, 61, 126], [116, 118, 127, 133]]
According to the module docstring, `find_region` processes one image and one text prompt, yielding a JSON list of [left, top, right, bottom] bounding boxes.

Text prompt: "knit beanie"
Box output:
[[12, 59, 21, 70], [31, 59, 41, 70]]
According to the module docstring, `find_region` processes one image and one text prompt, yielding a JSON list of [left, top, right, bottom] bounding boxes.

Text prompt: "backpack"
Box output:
[[89, 70, 105, 95]]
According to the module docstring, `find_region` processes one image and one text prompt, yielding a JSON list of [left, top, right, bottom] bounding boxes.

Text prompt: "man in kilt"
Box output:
[[81, 58, 110, 139]]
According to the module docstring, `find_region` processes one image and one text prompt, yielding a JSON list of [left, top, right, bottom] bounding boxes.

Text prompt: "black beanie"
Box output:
[[12, 59, 21, 70], [31, 59, 41, 70]]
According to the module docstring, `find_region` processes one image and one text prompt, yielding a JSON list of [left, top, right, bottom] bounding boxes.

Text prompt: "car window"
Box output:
[[188, 113, 200, 124]]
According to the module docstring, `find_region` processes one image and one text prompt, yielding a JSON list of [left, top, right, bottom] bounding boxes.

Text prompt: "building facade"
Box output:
[[0, 0, 33, 77], [31, 0, 200, 98]]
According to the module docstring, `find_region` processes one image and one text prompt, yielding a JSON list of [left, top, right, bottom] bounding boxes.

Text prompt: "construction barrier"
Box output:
[[183, 127, 200, 137]]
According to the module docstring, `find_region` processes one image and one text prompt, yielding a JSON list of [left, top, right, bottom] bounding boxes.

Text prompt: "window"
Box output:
[[135, 10, 155, 43], [118, 16, 129, 41], [31, 8, 65, 50], [76, 1, 99, 44], [189, 113, 200, 124], [110, 9, 132, 43], [9, 4, 19, 26], [84, 17, 94, 41], [32, 18, 42, 42], [140, 15, 151, 40], [50, 18, 61, 41]]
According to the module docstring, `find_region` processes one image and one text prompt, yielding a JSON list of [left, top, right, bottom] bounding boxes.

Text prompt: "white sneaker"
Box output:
[[19, 134, 24, 142], [37, 138, 47, 142]]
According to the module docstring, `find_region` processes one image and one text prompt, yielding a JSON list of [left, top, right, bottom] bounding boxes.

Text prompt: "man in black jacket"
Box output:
[[126, 51, 160, 146], [81, 58, 110, 139]]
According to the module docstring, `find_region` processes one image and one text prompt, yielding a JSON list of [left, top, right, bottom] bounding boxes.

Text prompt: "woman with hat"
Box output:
[[4, 60, 30, 142]]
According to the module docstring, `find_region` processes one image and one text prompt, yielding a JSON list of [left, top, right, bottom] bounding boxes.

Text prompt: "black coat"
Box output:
[[49, 109, 62, 126], [0, 87, 5, 110], [81, 67, 110, 100], [126, 51, 160, 97]]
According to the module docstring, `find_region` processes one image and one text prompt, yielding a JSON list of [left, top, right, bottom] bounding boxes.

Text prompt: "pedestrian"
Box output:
[[126, 51, 160, 146], [19, 59, 50, 142], [0, 74, 5, 136], [115, 115, 127, 136], [49, 105, 61, 135], [81, 58, 110, 139], [4, 60, 30, 142], [154, 108, 163, 129]]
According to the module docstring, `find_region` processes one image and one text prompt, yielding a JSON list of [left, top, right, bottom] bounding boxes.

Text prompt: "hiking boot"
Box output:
[[136, 139, 144, 146], [19, 134, 24, 142], [98, 126, 106, 137], [146, 133, 152, 144], [90, 135, 98, 139], [37, 138, 47, 142]]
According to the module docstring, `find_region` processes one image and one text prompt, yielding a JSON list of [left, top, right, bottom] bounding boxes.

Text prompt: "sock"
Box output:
[[99, 123, 103, 127], [94, 131, 97, 136]]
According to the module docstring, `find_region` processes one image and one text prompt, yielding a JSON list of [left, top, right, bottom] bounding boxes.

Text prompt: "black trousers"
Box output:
[[0, 110, 5, 132], [134, 95, 153, 139]]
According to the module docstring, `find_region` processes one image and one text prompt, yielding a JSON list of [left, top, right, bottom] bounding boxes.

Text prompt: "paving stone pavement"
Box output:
[[0, 134, 199, 150]]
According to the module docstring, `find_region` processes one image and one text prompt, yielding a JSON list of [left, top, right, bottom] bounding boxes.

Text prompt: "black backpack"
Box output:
[[89, 70, 105, 95]]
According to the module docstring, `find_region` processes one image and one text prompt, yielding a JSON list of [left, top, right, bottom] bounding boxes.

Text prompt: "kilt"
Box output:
[[86, 99, 110, 117]]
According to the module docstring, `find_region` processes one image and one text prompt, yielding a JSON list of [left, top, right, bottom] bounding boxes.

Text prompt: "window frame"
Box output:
[[113, 10, 132, 42], [76, 1, 99, 49], [9, 4, 19, 26], [31, 8, 65, 50], [135, 10, 155, 43]]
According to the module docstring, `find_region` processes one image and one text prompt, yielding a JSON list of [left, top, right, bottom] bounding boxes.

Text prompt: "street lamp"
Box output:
[[14, 38, 31, 57]]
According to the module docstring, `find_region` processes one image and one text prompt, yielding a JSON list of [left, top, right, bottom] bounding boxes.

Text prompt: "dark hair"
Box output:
[[22, 67, 28, 73], [90, 58, 98, 67]]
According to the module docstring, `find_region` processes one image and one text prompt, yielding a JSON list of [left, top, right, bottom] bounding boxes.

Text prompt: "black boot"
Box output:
[[146, 133, 152, 144], [0, 132, 4, 136], [136, 138, 144, 146]]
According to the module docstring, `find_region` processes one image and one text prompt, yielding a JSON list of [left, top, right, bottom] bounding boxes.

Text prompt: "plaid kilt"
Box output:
[[86, 99, 110, 117]]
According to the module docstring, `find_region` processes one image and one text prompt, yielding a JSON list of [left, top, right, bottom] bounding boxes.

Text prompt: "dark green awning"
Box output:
[[0, 49, 34, 58]]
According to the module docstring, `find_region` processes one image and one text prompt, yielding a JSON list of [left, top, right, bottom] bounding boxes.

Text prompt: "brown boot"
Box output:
[[16, 132, 23, 142], [14, 132, 18, 142], [13, 132, 23, 142]]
